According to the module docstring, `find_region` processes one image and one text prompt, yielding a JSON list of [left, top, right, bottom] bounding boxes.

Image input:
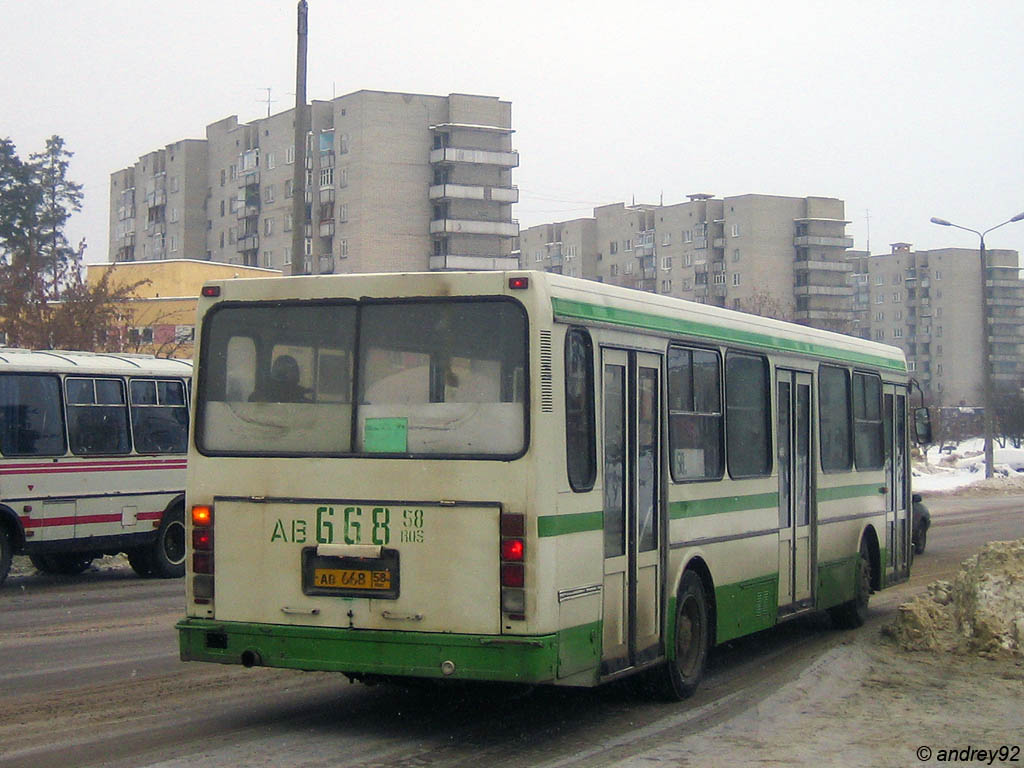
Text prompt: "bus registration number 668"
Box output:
[[313, 568, 391, 590]]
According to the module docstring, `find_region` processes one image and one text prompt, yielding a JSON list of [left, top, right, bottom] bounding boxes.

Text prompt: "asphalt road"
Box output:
[[0, 494, 1020, 768]]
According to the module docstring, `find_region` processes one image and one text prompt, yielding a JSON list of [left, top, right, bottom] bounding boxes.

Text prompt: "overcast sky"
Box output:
[[3, 0, 1023, 263]]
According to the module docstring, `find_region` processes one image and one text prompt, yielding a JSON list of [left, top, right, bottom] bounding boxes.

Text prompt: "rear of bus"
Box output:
[[177, 272, 556, 683]]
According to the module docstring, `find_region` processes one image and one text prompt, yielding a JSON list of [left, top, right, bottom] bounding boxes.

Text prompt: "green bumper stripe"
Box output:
[[538, 510, 603, 537], [670, 491, 778, 519], [178, 618, 576, 684], [552, 297, 906, 372], [818, 483, 883, 501]]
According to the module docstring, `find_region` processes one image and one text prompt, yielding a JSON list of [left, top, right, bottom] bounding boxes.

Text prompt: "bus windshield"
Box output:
[[197, 298, 528, 457]]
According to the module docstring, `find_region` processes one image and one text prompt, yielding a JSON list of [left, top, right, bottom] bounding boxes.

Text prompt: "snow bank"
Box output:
[[884, 539, 1024, 657]]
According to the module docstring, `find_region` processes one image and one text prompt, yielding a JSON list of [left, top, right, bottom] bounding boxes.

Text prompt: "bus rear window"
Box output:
[[197, 299, 527, 458]]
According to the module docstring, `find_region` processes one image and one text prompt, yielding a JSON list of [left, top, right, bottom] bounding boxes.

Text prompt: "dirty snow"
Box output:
[[885, 539, 1024, 656]]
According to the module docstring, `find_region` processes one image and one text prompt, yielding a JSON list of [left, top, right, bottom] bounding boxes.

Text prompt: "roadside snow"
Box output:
[[912, 437, 1024, 495]]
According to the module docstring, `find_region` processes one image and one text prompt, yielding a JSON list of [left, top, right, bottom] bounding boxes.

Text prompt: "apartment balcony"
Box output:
[[237, 202, 260, 219], [429, 184, 519, 203], [119, 233, 135, 247], [429, 147, 519, 168], [429, 218, 519, 237], [986, 279, 1024, 289], [713, 237, 726, 248], [794, 309, 855, 321], [318, 255, 335, 273], [240, 171, 260, 187], [794, 260, 854, 273], [147, 221, 166, 236], [989, 333, 1024, 344], [711, 285, 728, 298], [987, 296, 1024, 307], [636, 279, 657, 292], [793, 235, 854, 248], [642, 267, 657, 280], [145, 190, 166, 208], [429, 253, 521, 271], [548, 253, 564, 267], [793, 285, 854, 297], [319, 220, 335, 237], [237, 234, 259, 252]]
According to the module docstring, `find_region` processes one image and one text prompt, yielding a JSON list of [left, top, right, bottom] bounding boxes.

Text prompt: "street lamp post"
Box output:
[[929, 212, 1024, 478]]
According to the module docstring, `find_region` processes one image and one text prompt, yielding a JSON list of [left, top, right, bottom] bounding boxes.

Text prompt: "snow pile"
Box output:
[[885, 539, 1024, 657], [912, 438, 1024, 494]]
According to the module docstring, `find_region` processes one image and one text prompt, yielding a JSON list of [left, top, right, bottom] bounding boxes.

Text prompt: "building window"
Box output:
[[338, 203, 348, 222], [610, 264, 619, 276], [893, 273, 902, 284], [609, 241, 618, 255], [936, 326, 942, 337], [732, 272, 741, 286], [732, 248, 740, 262], [262, 250, 273, 267], [893, 291, 902, 303], [169, 207, 179, 223], [668, 346, 723, 481], [875, 312, 885, 322], [169, 235, 177, 252], [662, 233, 671, 246], [220, 169, 226, 187], [731, 223, 741, 237], [713, 272, 725, 285], [662, 257, 672, 269], [241, 149, 258, 171], [285, 179, 293, 198], [264, 218, 274, 236], [340, 238, 348, 258], [684, 253, 692, 266], [875, 274, 884, 285], [875, 294, 885, 304], [682, 278, 692, 290], [535, 251, 543, 263], [624, 262, 634, 275], [169, 176, 179, 193], [263, 185, 275, 203], [874, 330, 884, 340], [286, 146, 295, 164], [220, 200, 225, 217], [893, 327, 903, 338], [284, 213, 293, 232], [895, 310, 902, 321], [339, 167, 348, 188], [661, 279, 672, 292], [934, 270, 942, 280], [338, 133, 350, 154], [937, 363, 943, 376], [683, 230, 692, 243], [283, 245, 291, 265], [266, 152, 276, 170], [320, 167, 333, 189], [624, 239, 632, 251]]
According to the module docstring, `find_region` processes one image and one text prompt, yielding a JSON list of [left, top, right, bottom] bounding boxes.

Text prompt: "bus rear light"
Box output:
[[500, 538, 524, 561], [201, 285, 221, 297], [193, 529, 213, 551], [193, 574, 214, 601], [193, 552, 214, 574], [508, 276, 529, 290], [500, 512, 524, 536], [192, 505, 212, 526], [501, 588, 525, 615], [501, 563, 525, 588]]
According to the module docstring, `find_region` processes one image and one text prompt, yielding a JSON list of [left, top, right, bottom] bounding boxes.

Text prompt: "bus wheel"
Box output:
[[0, 527, 12, 586], [127, 548, 156, 578], [829, 539, 872, 629], [31, 553, 94, 575], [149, 506, 186, 579], [657, 571, 710, 701]]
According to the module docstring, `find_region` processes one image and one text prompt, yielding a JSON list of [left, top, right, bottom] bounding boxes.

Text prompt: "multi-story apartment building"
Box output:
[[110, 91, 518, 273], [849, 243, 1024, 406], [519, 193, 854, 331]]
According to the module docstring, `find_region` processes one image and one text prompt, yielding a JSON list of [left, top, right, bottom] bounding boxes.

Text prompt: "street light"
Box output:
[[929, 211, 1024, 478]]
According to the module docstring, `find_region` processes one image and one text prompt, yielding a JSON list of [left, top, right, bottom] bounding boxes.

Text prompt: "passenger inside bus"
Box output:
[[266, 355, 310, 402]]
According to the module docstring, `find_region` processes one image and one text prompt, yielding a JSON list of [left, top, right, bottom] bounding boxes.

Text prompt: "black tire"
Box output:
[[0, 527, 12, 587], [656, 571, 711, 700], [830, 539, 872, 629], [30, 552, 94, 575], [127, 547, 156, 578], [149, 506, 186, 579], [913, 525, 927, 555]]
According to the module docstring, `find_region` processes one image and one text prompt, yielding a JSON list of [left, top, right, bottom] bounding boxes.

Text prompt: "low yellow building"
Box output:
[[87, 260, 281, 358]]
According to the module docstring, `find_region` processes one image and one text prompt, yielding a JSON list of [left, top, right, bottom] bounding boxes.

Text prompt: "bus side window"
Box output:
[[819, 365, 852, 471], [564, 328, 595, 491], [130, 379, 189, 453], [725, 353, 771, 478], [67, 377, 131, 455], [667, 346, 723, 481], [0, 373, 66, 456], [853, 373, 884, 469]]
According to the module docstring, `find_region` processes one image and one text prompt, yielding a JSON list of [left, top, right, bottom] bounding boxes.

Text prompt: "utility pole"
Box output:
[[290, 0, 309, 276]]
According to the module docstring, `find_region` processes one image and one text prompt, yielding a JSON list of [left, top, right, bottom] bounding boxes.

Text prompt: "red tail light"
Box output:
[[191, 505, 214, 603], [500, 512, 526, 619]]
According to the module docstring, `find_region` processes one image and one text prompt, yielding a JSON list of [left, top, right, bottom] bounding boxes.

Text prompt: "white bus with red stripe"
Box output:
[[0, 349, 192, 585]]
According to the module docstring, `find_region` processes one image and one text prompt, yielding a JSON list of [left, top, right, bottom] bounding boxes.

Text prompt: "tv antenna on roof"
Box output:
[[259, 87, 278, 118]]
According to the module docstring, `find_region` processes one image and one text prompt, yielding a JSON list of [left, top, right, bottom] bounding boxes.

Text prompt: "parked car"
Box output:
[[912, 493, 930, 555]]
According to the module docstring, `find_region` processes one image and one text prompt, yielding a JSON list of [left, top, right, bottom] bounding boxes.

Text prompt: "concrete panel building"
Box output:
[[848, 243, 1024, 407], [110, 91, 517, 274], [519, 193, 854, 333]]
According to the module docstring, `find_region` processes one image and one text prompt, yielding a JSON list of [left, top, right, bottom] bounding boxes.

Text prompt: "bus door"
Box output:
[[600, 348, 663, 674], [883, 384, 910, 581], [776, 369, 815, 610]]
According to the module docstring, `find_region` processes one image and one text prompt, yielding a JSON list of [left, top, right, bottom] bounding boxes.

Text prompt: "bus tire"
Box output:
[[127, 548, 156, 578], [657, 571, 710, 701], [30, 552, 94, 575], [149, 506, 186, 579], [829, 539, 872, 629], [0, 527, 12, 587]]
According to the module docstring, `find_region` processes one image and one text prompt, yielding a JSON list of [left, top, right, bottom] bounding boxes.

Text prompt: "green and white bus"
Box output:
[[177, 270, 912, 698]]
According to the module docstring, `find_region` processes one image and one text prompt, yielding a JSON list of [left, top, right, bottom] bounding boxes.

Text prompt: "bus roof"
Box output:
[[0, 348, 193, 376], [198, 270, 906, 374]]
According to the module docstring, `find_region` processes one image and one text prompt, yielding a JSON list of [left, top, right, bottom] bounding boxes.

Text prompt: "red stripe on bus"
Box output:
[[0, 460, 186, 476], [20, 510, 164, 528]]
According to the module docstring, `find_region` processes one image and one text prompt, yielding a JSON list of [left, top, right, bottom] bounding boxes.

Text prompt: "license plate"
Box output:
[[313, 568, 392, 590], [301, 547, 400, 599]]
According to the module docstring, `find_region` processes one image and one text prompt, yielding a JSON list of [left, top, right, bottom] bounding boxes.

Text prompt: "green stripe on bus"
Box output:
[[551, 297, 906, 372], [818, 483, 884, 501], [537, 510, 604, 537], [669, 492, 779, 519]]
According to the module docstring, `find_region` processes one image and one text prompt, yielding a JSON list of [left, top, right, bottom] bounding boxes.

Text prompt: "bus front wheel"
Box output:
[[656, 571, 710, 701], [829, 539, 872, 629]]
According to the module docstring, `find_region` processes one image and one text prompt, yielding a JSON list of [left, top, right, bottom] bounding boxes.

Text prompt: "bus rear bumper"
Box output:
[[177, 618, 582, 685]]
